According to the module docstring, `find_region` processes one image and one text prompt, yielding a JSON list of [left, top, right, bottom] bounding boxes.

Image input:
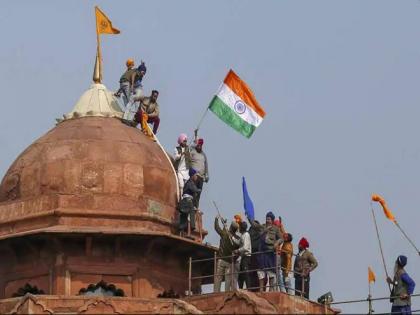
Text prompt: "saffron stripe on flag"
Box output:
[[209, 96, 256, 138], [224, 70, 266, 118]]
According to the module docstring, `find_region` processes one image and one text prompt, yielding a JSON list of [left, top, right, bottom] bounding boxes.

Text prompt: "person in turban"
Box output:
[[214, 217, 240, 292], [248, 211, 283, 292], [173, 134, 191, 192], [190, 137, 209, 207], [387, 255, 416, 315], [234, 214, 242, 224], [115, 58, 136, 107], [177, 168, 201, 233], [293, 237, 318, 299]]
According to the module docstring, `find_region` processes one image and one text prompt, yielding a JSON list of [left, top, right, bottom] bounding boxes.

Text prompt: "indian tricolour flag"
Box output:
[[209, 69, 265, 138]]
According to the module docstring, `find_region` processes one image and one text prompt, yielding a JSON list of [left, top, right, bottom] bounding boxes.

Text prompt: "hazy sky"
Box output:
[[1, 1, 419, 313]]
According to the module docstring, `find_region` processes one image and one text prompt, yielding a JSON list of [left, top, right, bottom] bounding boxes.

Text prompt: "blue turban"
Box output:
[[138, 62, 147, 73], [189, 168, 197, 177], [266, 211, 275, 221], [397, 255, 407, 267]]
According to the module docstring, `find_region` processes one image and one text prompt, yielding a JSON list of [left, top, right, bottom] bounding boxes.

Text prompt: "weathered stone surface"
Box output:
[[0, 292, 339, 314], [0, 295, 205, 314], [0, 117, 186, 239], [184, 291, 339, 314]]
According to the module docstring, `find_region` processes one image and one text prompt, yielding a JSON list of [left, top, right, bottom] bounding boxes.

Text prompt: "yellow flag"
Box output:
[[371, 194, 396, 222], [368, 266, 376, 283], [95, 6, 120, 35]]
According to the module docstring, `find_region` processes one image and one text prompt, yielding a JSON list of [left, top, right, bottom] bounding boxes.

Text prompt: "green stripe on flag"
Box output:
[[209, 96, 256, 138]]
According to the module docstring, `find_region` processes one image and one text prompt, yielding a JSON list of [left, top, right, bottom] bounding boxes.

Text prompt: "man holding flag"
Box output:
[[387, 255, 416, 315]]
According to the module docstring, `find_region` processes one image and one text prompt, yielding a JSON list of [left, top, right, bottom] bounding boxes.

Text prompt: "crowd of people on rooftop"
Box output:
[[214, 211, 318, 299], [113, 58, 317, 298], [112, 59, 416, 312]]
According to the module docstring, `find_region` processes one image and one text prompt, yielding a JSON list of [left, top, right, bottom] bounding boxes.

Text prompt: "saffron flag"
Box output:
[[368, 266, 376, 283], [242, 177, 255, 221], [95, 6, 120, 35], [371, 194, 396, 222], [209, 70, 265, 138]]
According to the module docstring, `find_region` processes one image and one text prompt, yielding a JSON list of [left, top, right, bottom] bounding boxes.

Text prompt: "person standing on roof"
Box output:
[[173, 134, 191, 192], [249, 211, 283, 292], [294, 237, 318, 299], [274, 216, 286, 291], [387, 255, 416, 315], [248, 219, 263, 291], [234, 221, 252, 290], [214, 217, 240, 292], [115, 59, 138, 107], [279, 233, 293, 294], [190, 138, 209, 207]]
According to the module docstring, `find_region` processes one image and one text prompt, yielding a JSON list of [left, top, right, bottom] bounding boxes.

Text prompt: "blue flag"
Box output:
[[242, 177, 255, 221]]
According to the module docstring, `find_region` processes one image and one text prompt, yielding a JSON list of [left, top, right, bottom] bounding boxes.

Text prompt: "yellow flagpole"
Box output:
[[95, 6, 102, 83]]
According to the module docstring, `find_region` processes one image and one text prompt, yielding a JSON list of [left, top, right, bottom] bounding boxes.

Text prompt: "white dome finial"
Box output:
[[62, 83, 123, 120]]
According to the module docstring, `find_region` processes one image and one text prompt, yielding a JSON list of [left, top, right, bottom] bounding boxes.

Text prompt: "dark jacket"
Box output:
[[250, 220, 283, 251], [183, 178, 201, 208], [249, 223, 264, 253]]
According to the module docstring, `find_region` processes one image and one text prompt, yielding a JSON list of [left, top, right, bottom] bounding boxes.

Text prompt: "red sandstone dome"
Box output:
[[0, 83, 213, 304], [0, 83, 181, 238]]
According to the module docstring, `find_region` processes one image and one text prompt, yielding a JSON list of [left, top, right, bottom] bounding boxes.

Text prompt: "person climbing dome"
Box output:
[[190, 137, 209, 207], [134, 90, 160, 136], [115, 58, 138, 107], [132, 61, 147, 100], [121, 61, 147, 122], [173, 134, 191, 192], [178, 168, 201, 233]]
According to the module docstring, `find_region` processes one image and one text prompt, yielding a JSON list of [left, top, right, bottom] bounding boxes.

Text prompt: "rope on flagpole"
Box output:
[[394, 221, 420, 256], [370, 202, 392, 293]]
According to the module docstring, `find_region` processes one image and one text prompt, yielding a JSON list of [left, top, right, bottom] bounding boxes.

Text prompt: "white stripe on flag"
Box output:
[[216, 83, 263, 127]]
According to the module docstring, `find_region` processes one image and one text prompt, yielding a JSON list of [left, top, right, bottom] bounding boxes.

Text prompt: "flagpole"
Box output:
[[393, 221, 420, 256], [370, 202, 392, 293], [95, 6, 102, 83], [195, 106, 210, 133], [368, 281, 373, 315], [196, 82, 223, 133]]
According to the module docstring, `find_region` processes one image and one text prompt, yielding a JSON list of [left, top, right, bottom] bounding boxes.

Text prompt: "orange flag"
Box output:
[[368, 266, 376, 283], [95, 6, 120, 35], [371, 194, 396, 222]]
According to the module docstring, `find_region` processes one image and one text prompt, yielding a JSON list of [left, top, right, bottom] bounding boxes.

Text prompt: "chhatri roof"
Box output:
[[62, 83, 123, 120]]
